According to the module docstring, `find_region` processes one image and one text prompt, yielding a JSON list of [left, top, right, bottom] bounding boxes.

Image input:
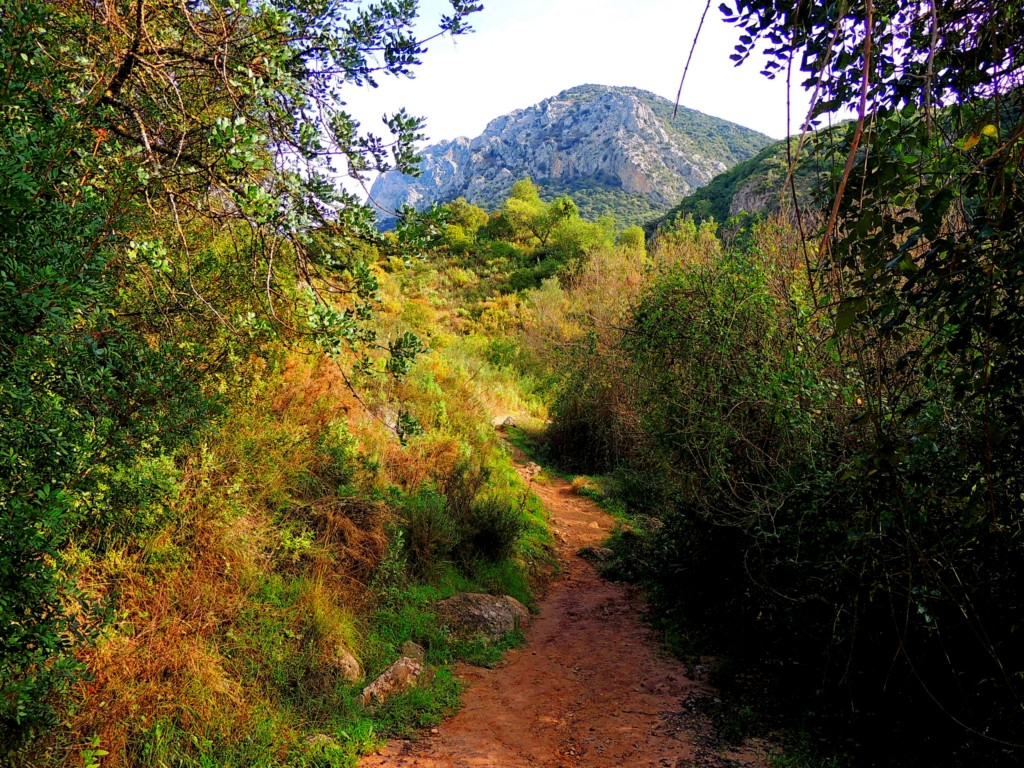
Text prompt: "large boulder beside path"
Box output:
[[436, 592, 530, 642]]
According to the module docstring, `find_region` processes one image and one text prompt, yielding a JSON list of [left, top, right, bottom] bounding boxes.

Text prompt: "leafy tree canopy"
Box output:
[[0, 0, 480, 742]]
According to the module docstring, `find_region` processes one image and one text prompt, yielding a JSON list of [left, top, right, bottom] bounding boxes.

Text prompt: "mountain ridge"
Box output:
[[369, 84, 773, 227]]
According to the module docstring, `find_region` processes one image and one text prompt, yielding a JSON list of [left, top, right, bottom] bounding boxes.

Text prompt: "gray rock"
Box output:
[[400, 640, 426, 660], [729, 174, 780, 218], [326, 645, 363, 683], [436, 592, 531, 642], [359, 657, 426, 707]]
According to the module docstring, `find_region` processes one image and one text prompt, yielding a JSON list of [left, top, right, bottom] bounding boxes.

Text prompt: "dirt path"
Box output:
[[361, 452, 746, 768]]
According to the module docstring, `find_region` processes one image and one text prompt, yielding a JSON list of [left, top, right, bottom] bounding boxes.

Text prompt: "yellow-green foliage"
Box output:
[[21, 173, 628, 768], [28, 307, 554, 766], [520, 240, 651, 369], [570, 476, 596, 494], [617, 225, 646, 252]]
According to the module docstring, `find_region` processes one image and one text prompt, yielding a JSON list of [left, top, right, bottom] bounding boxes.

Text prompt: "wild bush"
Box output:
[[400, 488, 459, 578], [524, 240, 653, 472], [545, 340, 643, 472], [540, 210, 1024, 761], [460, 496, 527, 564]]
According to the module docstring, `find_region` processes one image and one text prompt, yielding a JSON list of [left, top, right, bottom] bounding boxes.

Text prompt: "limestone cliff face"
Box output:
[[369, 84, 772, 226], [728, 175, 782, 218]]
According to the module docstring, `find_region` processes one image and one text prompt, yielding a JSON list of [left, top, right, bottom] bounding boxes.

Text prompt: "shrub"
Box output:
[[545, 336, 644, 473], [400, 488, 458, 577], [460, 496, 526, 564], [316, 420, 359, 490]]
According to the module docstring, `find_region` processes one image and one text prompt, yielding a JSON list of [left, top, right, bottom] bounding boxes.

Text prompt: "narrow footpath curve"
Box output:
[[361, 446, 763, 768]]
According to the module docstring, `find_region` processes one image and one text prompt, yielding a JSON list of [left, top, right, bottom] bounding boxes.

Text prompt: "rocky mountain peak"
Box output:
[[369, 84, 772, 227]]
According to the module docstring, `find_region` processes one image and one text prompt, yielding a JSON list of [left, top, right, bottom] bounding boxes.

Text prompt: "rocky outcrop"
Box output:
[[369, 84, 772, 226], [728, 177, 780, 218], [656, 135, 833, 231], [360, 656, 428, 707], [436, 593, 531, 642]]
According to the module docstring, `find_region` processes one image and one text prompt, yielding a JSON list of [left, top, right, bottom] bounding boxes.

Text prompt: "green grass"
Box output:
[[121, 559, 532, 768], [365, 559, 532, 668], [567, 475, 629, 520], [368, 666, 463, 738]]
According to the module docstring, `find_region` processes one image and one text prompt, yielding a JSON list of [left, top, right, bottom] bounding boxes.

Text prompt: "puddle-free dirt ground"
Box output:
[[361, 450, 766, 768]]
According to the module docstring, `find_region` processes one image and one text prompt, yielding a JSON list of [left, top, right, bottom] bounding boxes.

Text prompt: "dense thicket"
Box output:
[[0, 0, 481, 748], [534, 1, 1024, 763]]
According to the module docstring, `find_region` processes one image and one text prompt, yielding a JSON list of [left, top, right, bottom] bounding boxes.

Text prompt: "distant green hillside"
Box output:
[[539, 180, 665, 227], [654, 134, 835, 231]]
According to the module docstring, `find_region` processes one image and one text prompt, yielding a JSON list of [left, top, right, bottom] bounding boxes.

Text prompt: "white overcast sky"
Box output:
[[339, 0, 813, 180]]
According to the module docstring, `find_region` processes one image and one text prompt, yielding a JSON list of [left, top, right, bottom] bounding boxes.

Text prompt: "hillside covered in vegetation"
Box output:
[[3, 1, 1024, 768], [1, 1, 551, 764], [652, 135, 828, 229]]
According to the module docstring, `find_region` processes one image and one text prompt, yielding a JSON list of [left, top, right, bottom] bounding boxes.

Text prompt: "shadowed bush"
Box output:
[[461, 496, 527, 564], [401, 488, 459, 577]]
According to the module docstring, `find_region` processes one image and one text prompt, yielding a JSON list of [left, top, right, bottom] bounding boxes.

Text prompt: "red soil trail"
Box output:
[[360, 449, 731, 768]]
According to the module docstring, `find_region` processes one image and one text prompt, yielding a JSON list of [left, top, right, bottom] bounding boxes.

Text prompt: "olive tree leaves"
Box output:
[[0, 0, 479, 742]]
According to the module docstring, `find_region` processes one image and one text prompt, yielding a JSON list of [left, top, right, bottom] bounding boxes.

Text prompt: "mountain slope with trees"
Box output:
[[652, 134, 830, 228], [369, 84, 773, 227]]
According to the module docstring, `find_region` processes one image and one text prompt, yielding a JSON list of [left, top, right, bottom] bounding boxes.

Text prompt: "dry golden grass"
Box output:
[[570, 476, 595, 494], [67, 523, 260, 762], [54, 351, 397, 765], [300, 497, 392, 599]]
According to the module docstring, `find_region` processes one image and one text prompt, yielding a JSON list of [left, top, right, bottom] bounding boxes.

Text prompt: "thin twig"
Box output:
[[673, 0, 713, 119], [924, 1, 939, 138], [785, 49, 817, 305], [818, 0, 874, 262]]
